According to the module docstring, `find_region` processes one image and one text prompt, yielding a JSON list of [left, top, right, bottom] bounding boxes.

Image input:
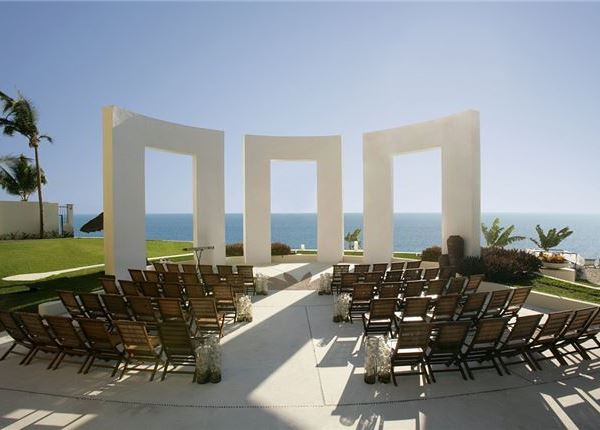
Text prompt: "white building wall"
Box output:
[[243, 135, 344, 264], [103, 106, 225, 279], [0, 201, 59, 236], [363, 111, 481, 262]]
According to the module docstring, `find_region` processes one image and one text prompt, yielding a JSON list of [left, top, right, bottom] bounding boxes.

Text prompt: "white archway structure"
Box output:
[[243, 135, 343, 264], [363, 111, 480, 262], [103, 106, 225, 279]]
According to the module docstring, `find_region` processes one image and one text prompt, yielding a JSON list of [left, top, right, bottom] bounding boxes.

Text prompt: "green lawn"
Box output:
[[0, 238, 192, 311], [515, 276, 600, 304]]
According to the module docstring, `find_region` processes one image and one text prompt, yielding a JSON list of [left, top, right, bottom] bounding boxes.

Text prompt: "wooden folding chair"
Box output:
[[527, 311, 572, 369], [462, 276, 483, 296], [340, 273, 359, 295], [372, 263, 389, 273], [212, 285, 237, 321], [349, 283, 375, 322], [202, 273, 226, 295], [332, 264, 350, 293], [79, 293, 108, 320], [158, 321, 197, 381], [460, 318, 509, 379], [445, 277, 466, 295], [502, 287, 532, 318], [378, 283, 401, 299], [430, 294, 460, 322], [236, 265, 256, 295], [181, 264, 198, 274], [390, 322, 433, 385], [362, 299, 397, 337], [495, 314, 543, 373], [395, 297, 431, 328], [100, 277, 120, 295], [189, 298, 225, 337], [45, 315, 90, 371], [120, 280, 141, 296], [101, 294, 133, 321], [226, 274, 246, 296], [153, 262, 166, 273], [0, 311, 34, 363], [422, 268, 439, 281], [198, 265, 214, 275], [15, 312, 62, 368], [456, 292, 488, 322], [217, 265, 234, 279], [144, 270, 161, 283], [426, 279, 446, 298], [576, 307, 600, 354], [363, 272, 384, 285], [554, 307, 598, 361], [163, 282, 185, 301], [57, 291, 86, 319], [426, 321, 471, 381], [402, 268, 422, 282], [165, 263, 181, 273], [77, 318, 124, 376], [129, 269, 145, 283], [390, 262, 405, 271], [128, 296, 159, 329], [404, 280, 426, 298], [353, 264, 371, 274], [157, 298, 187, 322], [115, 321, 163, 381], [140, 282, 162, 298], [385, 270, 403, 282], [405, 260, 422, 270], [481, 290, 512, 319]]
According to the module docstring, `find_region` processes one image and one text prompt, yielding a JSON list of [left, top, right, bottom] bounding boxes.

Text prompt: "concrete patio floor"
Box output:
[[1, 263, 599, 429]]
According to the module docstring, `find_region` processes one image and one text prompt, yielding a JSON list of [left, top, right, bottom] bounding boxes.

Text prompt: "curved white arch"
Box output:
[[363, 111, 481, 262], [103, 106, 225, 278], [243, 134, 343, 264]]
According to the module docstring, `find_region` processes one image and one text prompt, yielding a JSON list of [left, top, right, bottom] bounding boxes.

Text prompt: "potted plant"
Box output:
[[539, 252, 570, 269]]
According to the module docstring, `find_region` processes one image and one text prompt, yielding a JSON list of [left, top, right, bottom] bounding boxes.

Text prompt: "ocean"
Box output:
[[74, 213, 600, 258]]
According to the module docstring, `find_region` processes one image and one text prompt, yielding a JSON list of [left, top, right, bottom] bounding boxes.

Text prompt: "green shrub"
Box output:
[[481, 247, 541, 283], [458, 256, 486, 277], [226, 243, 244, 256], [271, 242, 293, 256], [421, 246, 442, 262]]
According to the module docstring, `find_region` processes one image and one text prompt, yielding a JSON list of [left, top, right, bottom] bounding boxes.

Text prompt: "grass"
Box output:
[[0, 238, 192, 312], [515, 275, 600, 304]]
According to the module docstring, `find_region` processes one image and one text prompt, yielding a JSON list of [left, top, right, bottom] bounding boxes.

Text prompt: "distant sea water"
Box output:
[[74, 213, 600, 258]]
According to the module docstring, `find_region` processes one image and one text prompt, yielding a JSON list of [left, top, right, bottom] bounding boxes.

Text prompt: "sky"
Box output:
[[1, 1, 599, 215]]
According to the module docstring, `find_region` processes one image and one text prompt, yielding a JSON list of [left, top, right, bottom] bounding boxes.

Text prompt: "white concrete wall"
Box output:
[[0, 201, 59, 236], [103, 106, 225, 279], [244, 135, 343, 264], [363, 111, 480, 263]]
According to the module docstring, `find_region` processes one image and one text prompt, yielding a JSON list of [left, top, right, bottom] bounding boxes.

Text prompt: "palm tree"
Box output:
[[481, 218, 525, 248], [344, 228, 361, 250], [530, 225, 573, 251], [0, 91, 52, 237], [0, 154, 46, 201]]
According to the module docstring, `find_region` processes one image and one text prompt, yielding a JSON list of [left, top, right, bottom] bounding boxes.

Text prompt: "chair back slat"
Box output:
[[45, 315, 87, 350], [0, 311, 30, 343], [217, 265, 234, 277], [158, 298, 186, 322], [463, 276, 483, 295], [181, 264, 197, 274], [405, 261, 422, 270], [394, 322, 431, 350], [503, 287, 531, 317], [158, 321, 194, 355], [433, 321, 471, 349], [363, 272, 384, 284], [422, 268, 439, 281], [404, 281, 426, 298], [504, 314, 543, 346], [446, 277, 467, 294], [101, 294, 132, 320], [166, 263, 181, 273], [390, 262, 405, 271], [352, 283, 376, 301], [483, 290, 512, 318], [119, 280, 140, 296], [372, 263, 389, 272], [472, 318, 508, 345], [426, 279, 446, 296], [378, 283, 401, 299], [385, 270, 403, 282], [353, 264, 370, 273], [431, 294, 460, 321], [153, 262, 166, 272], [115, 321, 157, 355], [17, 313, 57, 347], [369, 298, 397, 319], [143, 270, 161, 283], [402, 269, 422, 281], [140, 282, 161, 298], [58, 291, 86, 318], [535, 311, 572, 342], [100, 277, 120, 295], [163, 283, 185, 299], [185, 284, 206, 298], [561, 307, 597, 339], [78, 318, 121, 353], [79, 293, 106, 319], [198, 265, 214, 275], [128, 296, 158, 322], [129, 269, 145, 283], [401, 297, 430, 320]]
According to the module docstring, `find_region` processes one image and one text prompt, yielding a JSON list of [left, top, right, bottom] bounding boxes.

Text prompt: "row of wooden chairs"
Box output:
[[57, 291, 231, 332], [152, 263, 254, 280], [0, 310, 216, 381], [341, 275, 483, 301], [125, 270, 255, 296], [360, 287, 533, 336], [334, 268, 459, 294], [387, 306, 600, 385], [333, 261, 423, 276]]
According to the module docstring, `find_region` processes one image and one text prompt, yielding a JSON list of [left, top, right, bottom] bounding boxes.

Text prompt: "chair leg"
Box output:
[[21, 347, 38, 365], [150, 359, 160, 381], [78, 354, 92, 374], [457, 362, 468, 381], [528, 351, 543, 371], [491, 357, 503, 376], [462, 360, 474, 380], [47, 351, 62, 370], [119, 357, 130, 379], [161, 361, 170, 381], [0, 342, 16, 361], [421, 363, 431, 384], [23, 347, 40, 365], [52, 351, 66, 370], [85, 356, 96, 374], [572, 341, 591, 360], [550, 346, 568, 366]]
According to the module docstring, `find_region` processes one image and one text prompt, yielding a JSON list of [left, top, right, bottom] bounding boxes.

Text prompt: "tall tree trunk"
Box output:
[[33, 143, 44, 238]]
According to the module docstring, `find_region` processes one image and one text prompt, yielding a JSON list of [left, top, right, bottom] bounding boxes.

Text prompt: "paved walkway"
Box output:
[[0, 265, 599, 429]]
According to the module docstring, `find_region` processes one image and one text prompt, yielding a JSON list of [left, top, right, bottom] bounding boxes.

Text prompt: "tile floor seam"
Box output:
[[304, 305, 327, 406]]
